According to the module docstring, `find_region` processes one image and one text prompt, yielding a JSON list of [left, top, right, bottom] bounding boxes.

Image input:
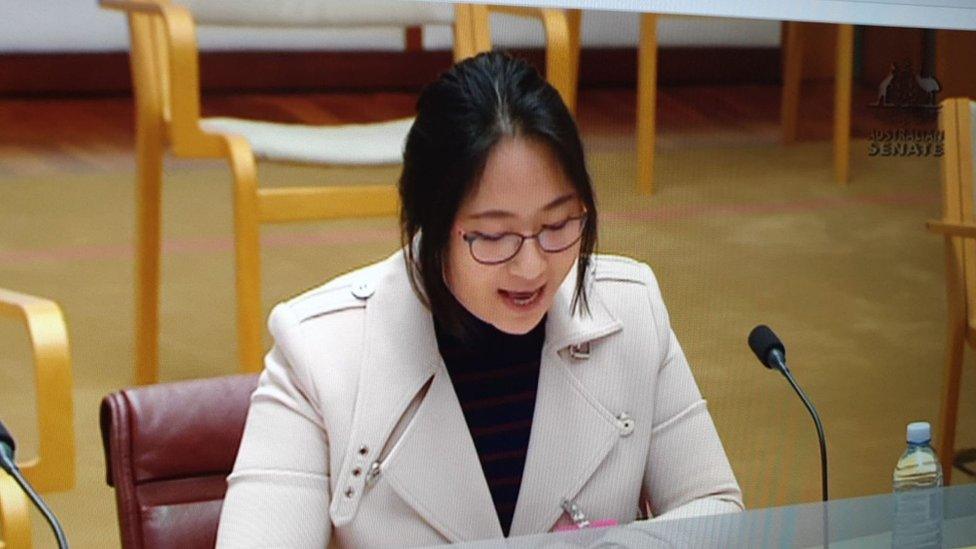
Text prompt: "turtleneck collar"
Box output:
[[432, 293, 546, 360]]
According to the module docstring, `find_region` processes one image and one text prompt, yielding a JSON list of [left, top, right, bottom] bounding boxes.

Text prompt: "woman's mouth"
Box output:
[[498, 285, 545, 310]]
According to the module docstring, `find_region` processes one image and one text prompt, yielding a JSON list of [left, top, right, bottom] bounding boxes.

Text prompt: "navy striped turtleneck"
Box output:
[[433, 304, 546, 537]]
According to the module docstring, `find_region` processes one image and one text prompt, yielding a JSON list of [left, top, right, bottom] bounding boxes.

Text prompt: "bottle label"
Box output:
[[892, 487, 943, 549]]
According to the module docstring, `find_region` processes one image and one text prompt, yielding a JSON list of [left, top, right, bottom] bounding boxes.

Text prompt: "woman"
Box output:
[[216, 51, 742, 548]]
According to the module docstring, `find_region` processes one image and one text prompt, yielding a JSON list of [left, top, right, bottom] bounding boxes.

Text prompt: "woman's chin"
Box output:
[[490, 310, 547, 335]]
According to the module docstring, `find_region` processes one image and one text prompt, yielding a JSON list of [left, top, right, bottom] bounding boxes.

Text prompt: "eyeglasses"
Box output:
[[458, 213, 588, 265]]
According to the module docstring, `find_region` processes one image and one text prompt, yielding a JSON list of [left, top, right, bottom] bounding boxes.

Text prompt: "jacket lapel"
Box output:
[[338, 250, 623, 541], [509, 262, 624, 536], [333, 250, 502, 542], [380, 366, 504, 542]]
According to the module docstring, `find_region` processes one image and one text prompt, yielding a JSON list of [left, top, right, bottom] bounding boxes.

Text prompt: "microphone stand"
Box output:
[[1, 462, 69, 549], [776, 363, 828, 502], [1, 421, 69, 549], [750, 327, 830, 547], [773, 359, 829, 548]]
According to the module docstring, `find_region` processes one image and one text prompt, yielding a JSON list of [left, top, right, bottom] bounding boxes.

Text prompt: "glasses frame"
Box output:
[[458, 212, 589, 265]]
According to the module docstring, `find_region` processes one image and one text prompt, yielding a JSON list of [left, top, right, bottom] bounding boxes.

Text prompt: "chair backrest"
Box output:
[[100, 374, 259, 549], [117, 0, 473, 156], [177, 0, 456, 28]]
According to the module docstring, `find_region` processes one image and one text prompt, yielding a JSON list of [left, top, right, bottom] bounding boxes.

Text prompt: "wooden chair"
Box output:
[[635, 19, 855, 195], [925, 97, 975, 484], [100, 0, 582, 383], [781, 22, 855, 185], [473, 6, 582, 114], [0, 289, 75, 548]]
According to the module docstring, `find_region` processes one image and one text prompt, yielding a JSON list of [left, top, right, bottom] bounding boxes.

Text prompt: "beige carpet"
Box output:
[[1, 138, 973, 547]]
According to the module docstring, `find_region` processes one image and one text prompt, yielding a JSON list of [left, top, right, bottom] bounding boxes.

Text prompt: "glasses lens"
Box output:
[[539, 216, 585, 252], [471, 233, 524, 264]]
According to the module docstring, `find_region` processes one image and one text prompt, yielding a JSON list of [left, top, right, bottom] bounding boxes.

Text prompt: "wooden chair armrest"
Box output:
[[487, 4, 544, 18], [0, 471, 31, 549], [0, 289, 74, 493], [927, 220, 976, 239], [484, 6, 582, 26]]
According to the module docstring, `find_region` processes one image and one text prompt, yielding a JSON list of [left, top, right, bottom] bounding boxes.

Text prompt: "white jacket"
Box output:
[[216, 249, 743, 547]]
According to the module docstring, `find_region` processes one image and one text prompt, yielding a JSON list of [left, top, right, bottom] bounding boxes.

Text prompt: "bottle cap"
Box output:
[[906, 421, 931, 444]]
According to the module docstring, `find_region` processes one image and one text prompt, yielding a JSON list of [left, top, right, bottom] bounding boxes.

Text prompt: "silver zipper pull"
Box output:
[[364, 460, 382, 487], [561, 498, 590, 529]]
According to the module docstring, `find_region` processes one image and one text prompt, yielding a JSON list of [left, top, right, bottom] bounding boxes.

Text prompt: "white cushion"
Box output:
[[178, 0, 455, 28], [200, 116, 413, 165]]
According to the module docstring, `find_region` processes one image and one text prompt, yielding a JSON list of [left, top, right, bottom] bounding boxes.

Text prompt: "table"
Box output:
[[449, 484, 976, 548]]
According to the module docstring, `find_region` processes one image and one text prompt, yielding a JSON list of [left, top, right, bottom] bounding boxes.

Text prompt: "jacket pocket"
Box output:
[[362, 373, 435, 492]]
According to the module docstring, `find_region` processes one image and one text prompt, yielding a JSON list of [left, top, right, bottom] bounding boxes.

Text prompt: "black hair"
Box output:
[[398, 50, 598, 340]]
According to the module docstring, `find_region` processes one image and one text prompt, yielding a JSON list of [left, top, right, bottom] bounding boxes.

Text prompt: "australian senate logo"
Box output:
[[867, 60, 943, 158], [868, 129, 944, 157]]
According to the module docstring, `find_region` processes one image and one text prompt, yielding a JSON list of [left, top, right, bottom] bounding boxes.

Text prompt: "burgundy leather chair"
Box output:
[[100, 374, 259, 548]]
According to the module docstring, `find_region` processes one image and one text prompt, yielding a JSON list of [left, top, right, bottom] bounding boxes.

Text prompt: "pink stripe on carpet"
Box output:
[[0, 227, 397, 265], [0, 190, 939, 266], [602, 190, 937, 223]]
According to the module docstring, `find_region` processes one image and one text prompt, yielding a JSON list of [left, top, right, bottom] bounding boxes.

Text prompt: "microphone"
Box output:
[[0, 420, 15, 463], [0, 420, 70, 549], [748, 325, 829, 503]]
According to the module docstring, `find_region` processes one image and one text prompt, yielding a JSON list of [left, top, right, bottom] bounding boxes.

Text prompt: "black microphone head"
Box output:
[[0, 420, 14, 454], [748, 325, 785, 369]]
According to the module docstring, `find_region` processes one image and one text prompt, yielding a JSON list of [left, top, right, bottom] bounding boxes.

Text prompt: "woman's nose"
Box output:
[[508, 237, 547, 280]]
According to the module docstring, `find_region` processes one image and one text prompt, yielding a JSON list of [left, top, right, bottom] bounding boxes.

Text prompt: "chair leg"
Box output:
[[833, 24, 854, 185], [471, 5, 492, 54], [134, 113, 165, 385], [938, 235, 968, 485], [453, 4, 475, 62], [539, 9, 581, 116], [566, 10, 581, 115], [637, 13, 658, 196], [781, 22, 803, 144], [939, 320, 965, 485], [224, 136, 264, 374]]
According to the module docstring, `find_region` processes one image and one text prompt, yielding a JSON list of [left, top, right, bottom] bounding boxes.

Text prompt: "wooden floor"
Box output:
[[0, 80, 927, 178]]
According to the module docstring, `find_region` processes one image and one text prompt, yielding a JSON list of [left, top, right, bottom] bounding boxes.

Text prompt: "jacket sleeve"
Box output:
[[216, 305, 332, 547], [639, 264, 744, 520]]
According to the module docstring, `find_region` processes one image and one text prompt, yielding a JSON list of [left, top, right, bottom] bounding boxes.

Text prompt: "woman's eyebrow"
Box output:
[[467, 193, 577, 220]]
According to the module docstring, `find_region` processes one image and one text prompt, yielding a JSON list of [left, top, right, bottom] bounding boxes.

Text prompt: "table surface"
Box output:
[[448, 484, 976, 548], [419, 0, 976, 30]]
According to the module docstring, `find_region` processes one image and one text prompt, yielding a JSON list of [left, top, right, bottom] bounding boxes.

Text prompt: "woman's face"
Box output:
[[444, 136, 583, 334]]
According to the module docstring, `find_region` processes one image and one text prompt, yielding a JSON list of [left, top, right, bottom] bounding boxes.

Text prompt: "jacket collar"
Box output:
[[543, 258, 624, 353], [333, 248, 623, 542]]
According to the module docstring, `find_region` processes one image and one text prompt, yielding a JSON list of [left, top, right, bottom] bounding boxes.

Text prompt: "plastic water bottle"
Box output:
[[891, 421, 943, 549]]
